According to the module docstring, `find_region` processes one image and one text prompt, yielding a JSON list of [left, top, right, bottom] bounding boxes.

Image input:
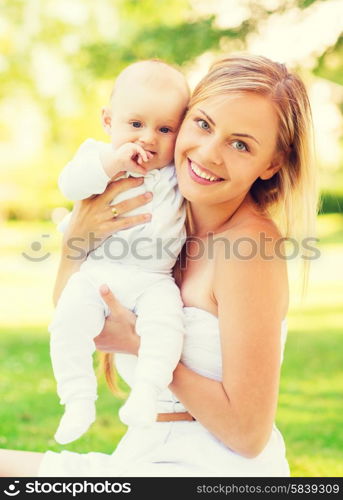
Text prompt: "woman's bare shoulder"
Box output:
[[212, 212, 289, 318], [214, 210, 284, 259]]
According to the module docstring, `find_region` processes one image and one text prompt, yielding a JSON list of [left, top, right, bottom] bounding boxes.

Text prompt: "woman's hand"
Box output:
[[53, 174, 152, 305], [63, 174, 152, 259], [94, 285, 140, 355]]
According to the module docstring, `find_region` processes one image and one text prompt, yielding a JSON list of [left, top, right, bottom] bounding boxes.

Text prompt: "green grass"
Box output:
[[277, 316, 343, 476], [0, 215, 342, 476], [0, 325, 127, 454]]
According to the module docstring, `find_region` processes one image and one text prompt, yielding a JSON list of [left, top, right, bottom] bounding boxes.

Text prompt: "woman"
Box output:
[[0, 54, 317, 476]]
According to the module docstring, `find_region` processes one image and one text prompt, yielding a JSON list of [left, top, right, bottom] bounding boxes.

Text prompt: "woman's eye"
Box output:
[[196, 119, 210, 131], [131, 121, 142, 128], [160, 127, 171, 134], [232, 140, 248, 152]]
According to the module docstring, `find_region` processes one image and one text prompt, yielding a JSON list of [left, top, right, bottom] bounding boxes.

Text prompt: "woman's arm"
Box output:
[[97, 224, 288, 458], [97, 283, 273, 458], [171, 224, 288, 458], [53, 176, 152, 305]]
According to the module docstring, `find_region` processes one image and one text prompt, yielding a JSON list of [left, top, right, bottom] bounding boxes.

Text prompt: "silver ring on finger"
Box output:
[[111, 205, 119, 218]]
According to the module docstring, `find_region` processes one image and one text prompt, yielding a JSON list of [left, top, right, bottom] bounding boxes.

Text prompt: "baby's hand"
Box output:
[[115, 143, 154, 175], [101, 143, 153, 177]]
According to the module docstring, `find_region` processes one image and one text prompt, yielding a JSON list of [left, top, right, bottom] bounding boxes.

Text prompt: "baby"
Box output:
[[49, 60, 190, 444]]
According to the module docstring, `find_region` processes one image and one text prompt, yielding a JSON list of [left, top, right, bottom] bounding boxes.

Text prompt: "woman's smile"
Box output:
[[187, 158, 224, 185]]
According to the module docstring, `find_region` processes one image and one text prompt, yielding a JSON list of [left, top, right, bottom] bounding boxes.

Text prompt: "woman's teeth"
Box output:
[[190, 161, 222, 182]]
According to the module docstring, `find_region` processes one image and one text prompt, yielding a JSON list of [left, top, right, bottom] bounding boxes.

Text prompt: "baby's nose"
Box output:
[[139, 129, 156, 146]]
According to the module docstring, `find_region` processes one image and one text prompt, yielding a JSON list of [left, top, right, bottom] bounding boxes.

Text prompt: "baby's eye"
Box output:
[[196, 119, 210, 131], [160, 127, 171, 134], [232, 140, 248, 152], [131, 121, 142, 128]]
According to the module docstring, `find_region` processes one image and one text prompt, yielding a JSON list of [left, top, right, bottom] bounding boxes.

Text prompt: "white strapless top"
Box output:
[[115, 307, 288, 410]]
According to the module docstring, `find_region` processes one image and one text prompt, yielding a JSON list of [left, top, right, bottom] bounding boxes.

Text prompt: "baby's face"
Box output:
[[103, 81, 188, 170]]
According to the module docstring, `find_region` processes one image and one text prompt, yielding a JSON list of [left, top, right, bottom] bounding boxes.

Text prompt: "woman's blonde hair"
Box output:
[[98, 351, 125, 398], [187, 53, 319, 292]]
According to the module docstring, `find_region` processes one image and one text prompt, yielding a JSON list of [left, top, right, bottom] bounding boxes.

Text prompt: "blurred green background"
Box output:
[[0, 0, 342, 477]]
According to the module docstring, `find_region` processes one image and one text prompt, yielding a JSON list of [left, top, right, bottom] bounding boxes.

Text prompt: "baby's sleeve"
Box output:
[[58, 139, 112, 201]]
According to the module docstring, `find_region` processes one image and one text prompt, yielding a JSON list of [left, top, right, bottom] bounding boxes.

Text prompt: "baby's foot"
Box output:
[[119, 383, 158, 427], [54, 400, 96, 445]]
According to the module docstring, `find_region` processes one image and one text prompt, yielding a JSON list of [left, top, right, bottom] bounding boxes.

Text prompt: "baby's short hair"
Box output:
[[109, 59, 190, 102]]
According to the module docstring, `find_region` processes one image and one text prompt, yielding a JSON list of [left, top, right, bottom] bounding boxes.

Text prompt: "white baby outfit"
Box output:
[[40, 308, 290, 477], [49, 139, 186, 441]]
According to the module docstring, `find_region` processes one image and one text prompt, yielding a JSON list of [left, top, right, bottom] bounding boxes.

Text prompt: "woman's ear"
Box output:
[[101, 107, 112, 135], [260, 151, 285, 180]]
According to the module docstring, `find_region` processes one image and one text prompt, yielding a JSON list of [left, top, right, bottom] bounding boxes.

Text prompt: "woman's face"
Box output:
[[174, 92, 281, 207]]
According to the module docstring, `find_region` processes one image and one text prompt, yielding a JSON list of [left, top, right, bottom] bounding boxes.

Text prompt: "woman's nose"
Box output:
[[199, 136, 223, 167]]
